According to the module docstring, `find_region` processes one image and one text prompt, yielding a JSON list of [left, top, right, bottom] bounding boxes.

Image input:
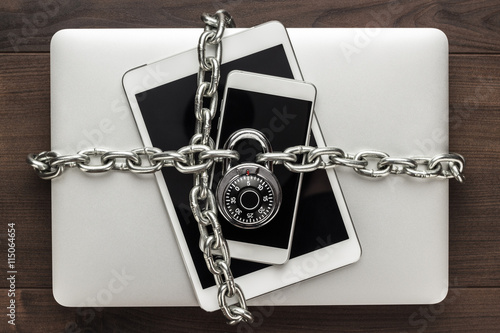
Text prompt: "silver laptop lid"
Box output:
[[51, 28, 448, 307]]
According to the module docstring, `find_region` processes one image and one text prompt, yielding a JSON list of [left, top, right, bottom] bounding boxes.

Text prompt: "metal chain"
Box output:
[[257, 147, 465, 182], [189, 10, 254, 325], [27, 146, 465, 182], [25, 9, 466, 326]]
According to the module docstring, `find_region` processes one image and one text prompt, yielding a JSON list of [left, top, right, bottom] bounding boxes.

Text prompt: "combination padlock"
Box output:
[[216, 129, 282, 229]]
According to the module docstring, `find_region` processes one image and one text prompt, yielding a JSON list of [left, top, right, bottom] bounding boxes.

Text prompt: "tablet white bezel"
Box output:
[[122, 21, 361, 311], [216, 70, 317, 265]]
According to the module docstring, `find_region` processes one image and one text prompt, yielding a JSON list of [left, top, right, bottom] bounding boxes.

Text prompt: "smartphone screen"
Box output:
[[215, 85, 312, 250], [134, 45, 349, 289]]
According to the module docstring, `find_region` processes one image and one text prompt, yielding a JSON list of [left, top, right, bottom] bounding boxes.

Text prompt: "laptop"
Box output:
[[51, 27, 449, 307]]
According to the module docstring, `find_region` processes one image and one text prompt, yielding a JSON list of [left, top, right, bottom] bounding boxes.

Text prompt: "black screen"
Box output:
[[216, 88, 312, 248], [135, 45, 349, 289]]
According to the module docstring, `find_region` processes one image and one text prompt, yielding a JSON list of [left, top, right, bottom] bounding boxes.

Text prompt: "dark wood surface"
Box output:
[[1, 1, 499, 332]]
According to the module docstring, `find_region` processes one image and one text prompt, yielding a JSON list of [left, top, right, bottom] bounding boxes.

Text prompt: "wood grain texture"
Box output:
[[0, 54, 52, 290], [448, 55, 500, 288], [0, 0, 499, 331], [0, 0, 500, 53]]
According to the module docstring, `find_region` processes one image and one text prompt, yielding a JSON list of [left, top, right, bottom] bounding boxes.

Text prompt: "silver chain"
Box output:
[[189, 10, 254, 325], [25, 9, 466, 326], [258, 147, 465, 182], [26, 147, 466, 182]]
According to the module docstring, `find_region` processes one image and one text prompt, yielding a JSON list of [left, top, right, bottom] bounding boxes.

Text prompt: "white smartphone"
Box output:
[[214, 71, 316, 264], [123, 22, 361, 311]]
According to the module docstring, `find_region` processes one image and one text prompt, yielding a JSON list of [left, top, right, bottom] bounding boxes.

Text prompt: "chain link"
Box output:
[[25, 9, 466, 326], [191, 10, 253, 325], [191, 11, 255, 324], [261, 147, 465, 182], [27, 146, 466, 182], [264, 147, 465, 182]]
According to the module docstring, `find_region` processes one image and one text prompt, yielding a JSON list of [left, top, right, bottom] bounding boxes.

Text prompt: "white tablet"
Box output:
[[122, 21, 361, 311]]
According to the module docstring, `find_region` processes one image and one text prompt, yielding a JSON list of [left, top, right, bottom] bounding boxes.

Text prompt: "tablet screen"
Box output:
[[135, 45, 349, 289]]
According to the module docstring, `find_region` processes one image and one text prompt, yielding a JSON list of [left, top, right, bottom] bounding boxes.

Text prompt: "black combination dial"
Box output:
[[217, 165, 281, 229]]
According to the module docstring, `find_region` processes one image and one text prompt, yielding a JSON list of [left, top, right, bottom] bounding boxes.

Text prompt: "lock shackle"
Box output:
[[223, 128, 273, 173]]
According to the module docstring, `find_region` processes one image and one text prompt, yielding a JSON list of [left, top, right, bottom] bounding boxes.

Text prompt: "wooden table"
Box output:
[[1, 1, 499, 332]]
